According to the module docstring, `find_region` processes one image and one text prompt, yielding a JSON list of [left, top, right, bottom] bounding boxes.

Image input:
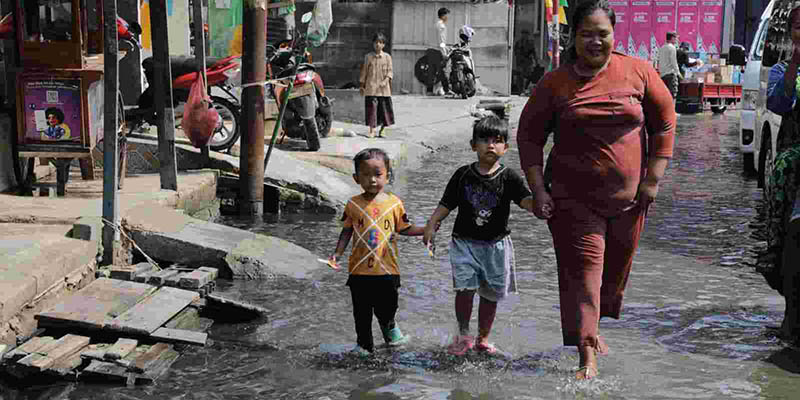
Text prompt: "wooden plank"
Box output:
[[109, 263, 155, 281], [131, 343, 171, 373], [147, 268, 180, 286], [3, 336, 55, 362], [17, 334, 90, 371], [104, 338, 138, 361], [108, 286, 199, 335], [179, 269, 215, 289], [150, 328, 208, 346], [165, 272, 187, 287], [198, 267, 219, 280], [35, 278, 157, 331], [163, 304, 213, 332], [48, 351, 83, 377]]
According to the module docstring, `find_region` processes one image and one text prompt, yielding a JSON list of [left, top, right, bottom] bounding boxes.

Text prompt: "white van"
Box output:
[[739, 0, 777, 182]]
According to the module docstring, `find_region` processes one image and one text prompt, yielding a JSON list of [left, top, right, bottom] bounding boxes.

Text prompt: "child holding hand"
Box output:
[[424, 115, 535, 355], [330, 148, 424, 355]]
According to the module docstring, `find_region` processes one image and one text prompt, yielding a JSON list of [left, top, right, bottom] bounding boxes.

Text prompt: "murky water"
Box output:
[[4, 111, 800, 399]]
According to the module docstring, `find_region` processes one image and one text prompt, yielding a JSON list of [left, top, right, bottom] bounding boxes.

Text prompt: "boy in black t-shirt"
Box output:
[[423, 115, 535, 355]]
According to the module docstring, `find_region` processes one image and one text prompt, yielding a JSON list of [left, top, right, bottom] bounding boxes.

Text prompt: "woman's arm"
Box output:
[[641, 61, 677, 204], [517, 79, 556, 219]]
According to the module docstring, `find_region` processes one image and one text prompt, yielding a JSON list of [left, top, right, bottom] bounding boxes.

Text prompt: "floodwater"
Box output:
[[4, 111, 800, 399]]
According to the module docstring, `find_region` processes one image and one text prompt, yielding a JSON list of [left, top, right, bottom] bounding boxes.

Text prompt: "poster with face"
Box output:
[[608, 1, 630, 55], [630, 1, 653, 61], [677, 1, 699, 52], [22, 79, 82, 144], [699, 0, 723, 56]]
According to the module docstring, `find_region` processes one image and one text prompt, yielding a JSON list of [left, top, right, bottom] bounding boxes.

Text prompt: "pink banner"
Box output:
[[629, 1, 654, 60], [676, 1, 699, 52], [698, 0, 723, 55], [653, 1, 678, 49], [608, 1, 631, 55]]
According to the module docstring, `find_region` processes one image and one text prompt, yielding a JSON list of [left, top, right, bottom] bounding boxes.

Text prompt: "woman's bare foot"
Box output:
[[595, 335, 610, 356], [576, 344, 598, 380]]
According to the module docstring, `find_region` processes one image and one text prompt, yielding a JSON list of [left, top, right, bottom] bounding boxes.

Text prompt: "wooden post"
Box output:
[[149, 0, 178, 190], [240, 0, 266, 216], [192, 0, 210, 163], [102, 0, 120, 265]]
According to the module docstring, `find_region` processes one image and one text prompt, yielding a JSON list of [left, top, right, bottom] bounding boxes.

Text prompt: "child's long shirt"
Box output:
[[439, 163, 532, 242], [342, 193, 412, 277], [359, 51, 393, 97]]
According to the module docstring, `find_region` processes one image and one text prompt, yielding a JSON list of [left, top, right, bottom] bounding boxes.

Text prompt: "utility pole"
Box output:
[[150, 0, 178, 190], [239, 0, 267, 216], [102, 0, 120, 265]]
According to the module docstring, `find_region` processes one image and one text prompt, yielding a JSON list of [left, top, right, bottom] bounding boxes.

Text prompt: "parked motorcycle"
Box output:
[[447, 26, 477, 99], [264, 12, 332, 151], [137, 55, 242, 151]]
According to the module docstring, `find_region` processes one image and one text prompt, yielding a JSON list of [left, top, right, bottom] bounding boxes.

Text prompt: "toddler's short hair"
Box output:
[[353, 147, 394, 184], [373, 32, 387, 44], [472, 114, 509, 143]]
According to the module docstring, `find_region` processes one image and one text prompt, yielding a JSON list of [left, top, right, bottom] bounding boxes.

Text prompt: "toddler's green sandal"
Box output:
[[384, 326, 410, 347]]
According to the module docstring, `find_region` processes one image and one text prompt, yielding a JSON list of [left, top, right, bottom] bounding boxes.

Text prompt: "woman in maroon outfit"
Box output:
[[517, 0, 676, 380]]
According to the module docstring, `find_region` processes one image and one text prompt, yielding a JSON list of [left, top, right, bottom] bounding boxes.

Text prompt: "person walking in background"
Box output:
[[423, 115, 535, 356], [517, 0, 675, 380], [435, 7, 454, 96], [359, 32, 395, 138], [657, 31, 682, 100], [329, 148, 425, 356], [677, 41, 703, 79]]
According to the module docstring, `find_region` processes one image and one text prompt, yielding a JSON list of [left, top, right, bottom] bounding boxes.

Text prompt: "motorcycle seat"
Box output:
[[142, 56, 233, 82]]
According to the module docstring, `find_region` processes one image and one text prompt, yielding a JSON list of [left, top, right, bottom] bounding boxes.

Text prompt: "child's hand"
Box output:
[[322, 255, 341, 270], [359, 87, 365, 96], [423, 222, 437, 247]]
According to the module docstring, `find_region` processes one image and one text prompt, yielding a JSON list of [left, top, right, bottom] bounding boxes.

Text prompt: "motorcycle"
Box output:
[[137, 55, 242, 152], [263, 12, 332, 151], [447, 26, 477, 99]]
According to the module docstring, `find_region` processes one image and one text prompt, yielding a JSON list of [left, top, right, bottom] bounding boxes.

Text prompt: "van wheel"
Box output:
[[744, 153, 756, 176]]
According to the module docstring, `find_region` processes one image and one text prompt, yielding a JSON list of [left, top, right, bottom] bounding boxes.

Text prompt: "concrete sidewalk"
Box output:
[[0, 94, 530, 346]]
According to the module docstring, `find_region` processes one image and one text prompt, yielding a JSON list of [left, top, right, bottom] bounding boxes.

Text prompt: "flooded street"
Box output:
[[5, 110, 800, 399]]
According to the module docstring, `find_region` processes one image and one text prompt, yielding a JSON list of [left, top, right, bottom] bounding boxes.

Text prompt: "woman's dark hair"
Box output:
[[45, 107, 64, 124], [373, 32, 387, 44], [438, 7, 450, 19], [353, 147, 394, 184], [472, 114, 509, 143], [566, 0, 616, 62]]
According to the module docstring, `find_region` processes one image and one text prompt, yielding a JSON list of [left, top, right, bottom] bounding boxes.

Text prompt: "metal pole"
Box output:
[[192, 0, 210, 161], [240, 0, 267, 216], [150, 0, 178, 190], [102, 0, 120, 265]]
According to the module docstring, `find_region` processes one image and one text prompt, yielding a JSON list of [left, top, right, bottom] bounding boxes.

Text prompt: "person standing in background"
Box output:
[[435, 7, 454, 96], [656, 31, 682, 100]]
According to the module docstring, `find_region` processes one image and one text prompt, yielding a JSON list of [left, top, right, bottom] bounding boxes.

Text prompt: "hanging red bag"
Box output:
[[182, 75, 220, 148]]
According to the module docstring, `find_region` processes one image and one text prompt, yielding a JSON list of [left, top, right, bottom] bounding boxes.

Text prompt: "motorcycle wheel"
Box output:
[[464, 72, 476, 98], [209, 96, 241, 152], [316, 95, 333, 138], [451, 69, 463, 97], [304, 117, 321, 151]]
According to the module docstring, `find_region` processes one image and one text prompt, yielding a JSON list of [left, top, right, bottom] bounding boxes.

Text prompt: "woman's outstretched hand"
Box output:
[[533, 188, 554, 219]]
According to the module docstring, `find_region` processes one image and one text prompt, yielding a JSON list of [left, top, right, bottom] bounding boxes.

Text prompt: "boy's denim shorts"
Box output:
[[449, 236, 517, 302]]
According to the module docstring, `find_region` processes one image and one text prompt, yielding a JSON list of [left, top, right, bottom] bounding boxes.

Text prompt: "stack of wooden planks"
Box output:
[[3, 335, 179, 384], [100, 264, 218, 297]]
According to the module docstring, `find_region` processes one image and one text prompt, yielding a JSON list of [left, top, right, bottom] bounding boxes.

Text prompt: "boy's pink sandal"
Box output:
[[475, 341, 497, 354], [447, 335, 474, 356]]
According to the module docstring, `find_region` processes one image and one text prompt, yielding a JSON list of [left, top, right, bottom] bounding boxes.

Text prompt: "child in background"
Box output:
[[423, 115, 535, 355], [359, 32, 395, 138], [330, 148, 425, 355]]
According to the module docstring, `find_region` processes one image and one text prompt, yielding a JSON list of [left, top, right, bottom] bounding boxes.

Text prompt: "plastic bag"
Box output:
[[182, 76, 220, 148]]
